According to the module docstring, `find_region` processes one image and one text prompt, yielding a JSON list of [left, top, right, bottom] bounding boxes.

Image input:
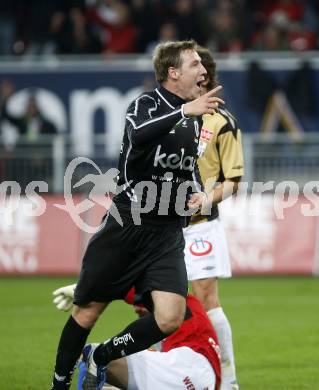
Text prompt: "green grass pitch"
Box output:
[[0, 276, 318, 389]]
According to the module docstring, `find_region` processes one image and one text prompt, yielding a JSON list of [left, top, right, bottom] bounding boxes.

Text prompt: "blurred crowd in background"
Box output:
[[0, 0, 318, 57]]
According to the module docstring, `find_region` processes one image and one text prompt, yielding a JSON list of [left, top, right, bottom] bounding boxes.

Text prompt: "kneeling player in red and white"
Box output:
[[53, 285, 221, 390]]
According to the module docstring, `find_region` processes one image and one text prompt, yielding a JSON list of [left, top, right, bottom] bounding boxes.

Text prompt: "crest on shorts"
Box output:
[[189, 238, 213, 256]]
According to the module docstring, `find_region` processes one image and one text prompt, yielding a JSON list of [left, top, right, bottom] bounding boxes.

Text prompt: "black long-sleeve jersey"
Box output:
[[114, 85, 203, 223]]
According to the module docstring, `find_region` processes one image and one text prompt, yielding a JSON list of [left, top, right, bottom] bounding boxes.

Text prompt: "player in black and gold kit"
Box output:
[[183, 47, 244, 390]]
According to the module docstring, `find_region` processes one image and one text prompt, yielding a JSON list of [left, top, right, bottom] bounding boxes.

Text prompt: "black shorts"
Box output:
[[74, 213, 187, 305]]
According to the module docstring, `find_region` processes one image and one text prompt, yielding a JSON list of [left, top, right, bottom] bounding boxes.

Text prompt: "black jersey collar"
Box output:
[[157, 85, 186, 109]]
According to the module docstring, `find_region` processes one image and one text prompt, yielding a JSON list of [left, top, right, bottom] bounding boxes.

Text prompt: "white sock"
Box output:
[[207, 307, 238, 386]]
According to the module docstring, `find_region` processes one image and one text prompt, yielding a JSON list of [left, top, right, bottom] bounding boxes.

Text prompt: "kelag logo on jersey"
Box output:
[[153, 145, 195, 171], [189, 238, 213, 256]]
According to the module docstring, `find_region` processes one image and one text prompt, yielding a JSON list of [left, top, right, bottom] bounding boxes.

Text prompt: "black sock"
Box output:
[[94, 314, 166, 365], [51, 316, 91, 390]]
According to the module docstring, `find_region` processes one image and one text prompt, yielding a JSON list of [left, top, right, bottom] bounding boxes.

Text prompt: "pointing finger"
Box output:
[[205, 85, 223, 96]]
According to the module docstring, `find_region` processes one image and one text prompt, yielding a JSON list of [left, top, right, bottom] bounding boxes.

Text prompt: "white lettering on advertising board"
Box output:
[[0, 197, 39, 273], [219, 195, 276, 271]]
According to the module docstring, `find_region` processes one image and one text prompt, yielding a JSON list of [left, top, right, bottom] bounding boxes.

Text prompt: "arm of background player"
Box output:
[[188, 161, 207, 210], [206, 178, 241, 206], [207, 121, 244, 205], [126, 94, 186, 145], [53, 285, 141, 312]]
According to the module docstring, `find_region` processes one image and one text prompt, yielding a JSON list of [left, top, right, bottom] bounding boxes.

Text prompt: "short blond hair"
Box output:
[[153, 40, 198, 83]]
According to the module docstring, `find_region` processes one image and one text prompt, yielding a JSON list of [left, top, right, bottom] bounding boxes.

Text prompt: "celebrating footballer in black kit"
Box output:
[[50, 40, 224, 390], [115, 84, 204, 223]]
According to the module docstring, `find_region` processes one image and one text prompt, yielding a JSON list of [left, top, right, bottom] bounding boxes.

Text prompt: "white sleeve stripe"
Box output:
[[155, 88, 175, 109], [126, 94, 157, 129], [181, 104, 189, 119], [126, 109, 182, 130], [126, 116, 137, 128]]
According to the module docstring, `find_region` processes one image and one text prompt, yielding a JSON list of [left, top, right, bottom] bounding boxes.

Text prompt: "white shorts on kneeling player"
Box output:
[[126, 346, 215, 390], [183, 219, 231, 280]]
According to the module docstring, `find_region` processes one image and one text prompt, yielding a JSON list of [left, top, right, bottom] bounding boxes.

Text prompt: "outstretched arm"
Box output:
[[52, 285, 138, 312], [126, 87, 224, 146], [126, 94, 187, 145]]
